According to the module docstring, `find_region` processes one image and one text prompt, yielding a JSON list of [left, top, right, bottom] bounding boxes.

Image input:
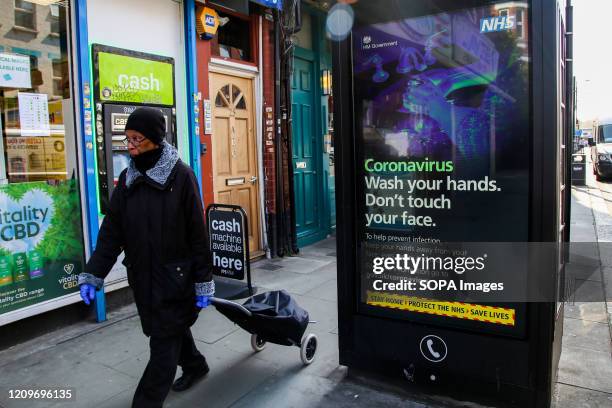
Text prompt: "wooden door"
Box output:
[[210, 73, 262, 256]]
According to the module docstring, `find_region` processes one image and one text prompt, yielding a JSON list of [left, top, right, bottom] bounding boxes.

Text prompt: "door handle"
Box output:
[[250, 176, 258, 184]]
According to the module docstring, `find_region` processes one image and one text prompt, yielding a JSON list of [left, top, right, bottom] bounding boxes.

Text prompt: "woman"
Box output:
[[77, 107, 214, 407]]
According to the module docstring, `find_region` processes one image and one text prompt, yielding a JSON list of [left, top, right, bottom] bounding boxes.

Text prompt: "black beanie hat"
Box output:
[[125, 107, 166, 145]]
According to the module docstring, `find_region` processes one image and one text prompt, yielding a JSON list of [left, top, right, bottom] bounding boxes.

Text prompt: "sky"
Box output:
[[573, 0, 612, 122]]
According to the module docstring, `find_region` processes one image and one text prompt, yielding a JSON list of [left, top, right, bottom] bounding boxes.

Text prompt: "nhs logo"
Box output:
[[480, 16, 515, 33]]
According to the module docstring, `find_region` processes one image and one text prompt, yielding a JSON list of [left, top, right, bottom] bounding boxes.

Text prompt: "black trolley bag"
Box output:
[[211, 290, 318, 365]]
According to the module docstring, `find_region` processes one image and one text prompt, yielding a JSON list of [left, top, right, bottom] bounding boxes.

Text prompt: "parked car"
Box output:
[[591, 118, 612, 180]]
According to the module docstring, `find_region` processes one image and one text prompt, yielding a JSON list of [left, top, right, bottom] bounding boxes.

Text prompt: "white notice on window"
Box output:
[[18, 92, 51, 137], [204, 100, 212, 134], [0, 53, 31, 89]]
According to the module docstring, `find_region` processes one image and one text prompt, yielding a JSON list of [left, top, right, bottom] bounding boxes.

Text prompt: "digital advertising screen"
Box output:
[[352, 2, 533, 335]]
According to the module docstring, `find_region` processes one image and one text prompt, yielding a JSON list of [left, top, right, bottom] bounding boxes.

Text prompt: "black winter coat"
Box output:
[[82, 146, 213, 337]]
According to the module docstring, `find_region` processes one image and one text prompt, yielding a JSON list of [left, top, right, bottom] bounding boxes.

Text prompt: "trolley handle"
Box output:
[[210, 297, 253, 317]]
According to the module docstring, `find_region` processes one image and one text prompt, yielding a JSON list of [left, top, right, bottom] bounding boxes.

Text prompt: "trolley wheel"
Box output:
[[300, 333, 318, 365], [250, 334, 266, 352]]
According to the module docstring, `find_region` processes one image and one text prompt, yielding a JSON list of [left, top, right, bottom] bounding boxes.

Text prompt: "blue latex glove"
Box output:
[[196, 295, 210, 309], [80, 284, 96, 306]]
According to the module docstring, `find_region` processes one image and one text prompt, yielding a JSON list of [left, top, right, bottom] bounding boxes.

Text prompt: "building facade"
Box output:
[[0, 0, 201, 326], [0, 0, 291, 327]]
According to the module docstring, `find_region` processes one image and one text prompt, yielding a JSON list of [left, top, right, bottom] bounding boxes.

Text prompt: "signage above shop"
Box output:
[[199, 7, 220, 40], [92, 44, 175, 106]]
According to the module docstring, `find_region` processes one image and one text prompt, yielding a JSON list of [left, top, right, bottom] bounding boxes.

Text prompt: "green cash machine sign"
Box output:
[[97, 51, 175, 105]]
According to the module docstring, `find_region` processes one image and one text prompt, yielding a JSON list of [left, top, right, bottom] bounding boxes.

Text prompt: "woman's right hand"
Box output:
[[80, 284, 96, 305]]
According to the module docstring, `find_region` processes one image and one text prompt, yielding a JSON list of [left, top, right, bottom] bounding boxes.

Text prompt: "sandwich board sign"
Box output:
[[206, 204, 249, 281]]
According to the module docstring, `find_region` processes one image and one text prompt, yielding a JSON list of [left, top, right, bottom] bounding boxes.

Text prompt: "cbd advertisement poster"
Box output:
[[352, 4, 530, 333], [0, 181, 85, 316]]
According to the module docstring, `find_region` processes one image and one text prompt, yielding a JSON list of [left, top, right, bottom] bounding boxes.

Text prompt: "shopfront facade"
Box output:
[[0, 0, 288, 328], [79, 0, 198, 299], [0, 0, 201, 326]]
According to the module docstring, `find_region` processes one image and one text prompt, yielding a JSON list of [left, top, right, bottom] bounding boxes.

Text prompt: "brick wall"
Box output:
[[262, 17, 276, 216], [195, 4, 215, 208]]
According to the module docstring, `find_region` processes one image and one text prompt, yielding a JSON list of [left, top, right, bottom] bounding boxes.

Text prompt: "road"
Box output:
[[586, 146, 612, 214]]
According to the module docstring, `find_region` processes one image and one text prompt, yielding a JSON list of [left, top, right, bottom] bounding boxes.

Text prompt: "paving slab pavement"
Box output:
[[0, 237, 485, 408], [554, 158, 612, 407]]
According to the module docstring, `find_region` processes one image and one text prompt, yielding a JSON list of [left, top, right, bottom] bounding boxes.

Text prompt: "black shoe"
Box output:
[[171, 364, 210, 392]]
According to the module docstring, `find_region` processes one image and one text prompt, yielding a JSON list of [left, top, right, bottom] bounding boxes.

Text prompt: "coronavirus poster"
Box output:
[[352, 4, 530, 332], [0, 181, 85, 316]]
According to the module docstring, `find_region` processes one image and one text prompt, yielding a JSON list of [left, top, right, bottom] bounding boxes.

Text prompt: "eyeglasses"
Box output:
[[122, 135, 146, 147]]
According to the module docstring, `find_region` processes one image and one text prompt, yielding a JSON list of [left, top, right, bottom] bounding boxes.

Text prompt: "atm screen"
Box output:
[[352, 2, 530, 335], [113, 151, 131, 183]]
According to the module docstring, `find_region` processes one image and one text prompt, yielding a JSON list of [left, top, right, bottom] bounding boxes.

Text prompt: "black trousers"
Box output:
[[132, 328, 207, 408]]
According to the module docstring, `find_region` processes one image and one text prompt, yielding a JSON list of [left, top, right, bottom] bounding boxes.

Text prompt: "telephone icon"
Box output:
[[426, 339, 441, 359], [419, 335, 447, 362]]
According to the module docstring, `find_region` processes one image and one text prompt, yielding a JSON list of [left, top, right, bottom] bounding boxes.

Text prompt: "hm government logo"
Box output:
[[64, 263, 75, 275], [361, 36, 398, 50]]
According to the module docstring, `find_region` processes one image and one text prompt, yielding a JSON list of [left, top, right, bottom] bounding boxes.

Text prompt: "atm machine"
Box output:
[[96, 103, 175, 210], [91, 44, 177, 213]]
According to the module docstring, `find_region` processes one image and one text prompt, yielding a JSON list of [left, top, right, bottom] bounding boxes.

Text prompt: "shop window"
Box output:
[[1, 1, 75, 183], [0, 0, 86, 315], [211, 12, 253, 63], [14, 0, 36, 31]]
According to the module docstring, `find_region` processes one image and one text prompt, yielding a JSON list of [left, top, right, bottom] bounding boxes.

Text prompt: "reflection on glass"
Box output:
[[236, 96, 246, 110], [598, 124, 612, 143], [1, 1, 73, 184], [215, 92, 226, 108], [231, 85, 241, 103], [0, 0, 85, 311], [221, 85, 231, 104]]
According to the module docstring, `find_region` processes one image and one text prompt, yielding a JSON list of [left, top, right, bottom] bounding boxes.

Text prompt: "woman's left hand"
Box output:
[[196, 295, 210, 309]]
